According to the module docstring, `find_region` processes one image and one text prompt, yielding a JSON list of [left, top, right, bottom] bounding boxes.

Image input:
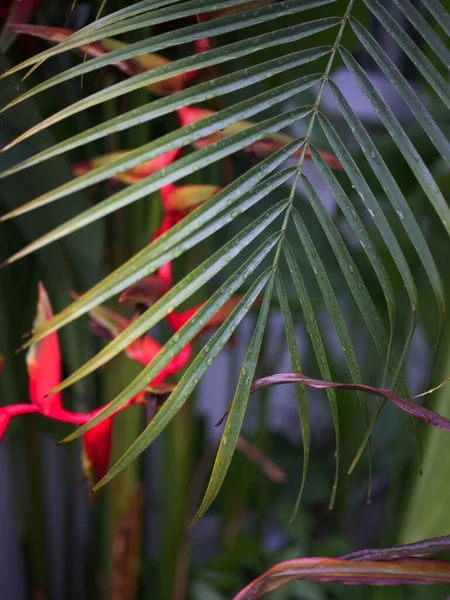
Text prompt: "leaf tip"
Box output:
[[59, 431, 76, 445], [92, 476, 108, 493], [1, 140, 15, 152], [215, 409, 229, 427], [188, 512, 202, 529]]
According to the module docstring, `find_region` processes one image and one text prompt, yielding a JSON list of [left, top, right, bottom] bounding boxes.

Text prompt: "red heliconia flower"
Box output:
[[0, 285, 142, 489], [85, 301, 192, 385], [153, 183, 221, 284], [0, 403, 39, 440], [0, 285, 65, 442], [165, 295, 261, 345]]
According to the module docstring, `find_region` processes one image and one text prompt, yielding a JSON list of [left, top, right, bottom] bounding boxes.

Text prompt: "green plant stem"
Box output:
[[25, 417, 50, 600], [99, 99, 145, 593], [160, 240, 210, 599], [160, 402, 192, 600], [102, 357, 143, 600]]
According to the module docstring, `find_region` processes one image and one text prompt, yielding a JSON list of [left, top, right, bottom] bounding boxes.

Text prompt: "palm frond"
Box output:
[[1, 0, 448, 513]]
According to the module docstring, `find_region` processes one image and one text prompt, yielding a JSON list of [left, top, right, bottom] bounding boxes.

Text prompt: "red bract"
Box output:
[[0, 284, 191, 490], [0, 404, 36, 441], [0, 284, 119, 486], [85, 301, 192, 384], [166, 296, 256, 342], [154, 183, 221, 284], [115, 179, 249, 345], [26, 282, 62, 415]]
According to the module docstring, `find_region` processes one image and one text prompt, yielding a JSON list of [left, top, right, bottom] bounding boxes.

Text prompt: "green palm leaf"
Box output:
[[1, 0, 448, 515], [0, 47, 327, 175]]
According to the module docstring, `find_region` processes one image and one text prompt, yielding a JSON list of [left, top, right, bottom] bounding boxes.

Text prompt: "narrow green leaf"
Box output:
[[2, 107, 309, 264], [2, 0, 276, 76], [73, 0, 183, 33], [1, 13, 338, 123], [291, 208, 370, 439], [348, 398, 387, 476], [327, 82, 445, 316], [309, 144, 396, 386], [192, 272, 276, 523], [301, 173, 404, 473], [319, 97, 425, 463], [301, 174, 407, 390], [284, 242, 339, 508], [276, 272, 310, 520], [340, 46, 450, 238], [62, 232, 281, 443], [420, 0, 450, 37], [350, 18, 450, 162], [1, 47, 329, 177], [88, 0, 273, 40], [1, 80, 315, 218], [93, 270, 272, 491], [50, 199, 289, 394], [391, 0, 450, 66], [326, 82, 446, 387], [25, 141, 302, 342], [359, 2, 450, 109], [77, 0, 183, 31], [86, 0, 335, 55], [317, 110, 419, 379]]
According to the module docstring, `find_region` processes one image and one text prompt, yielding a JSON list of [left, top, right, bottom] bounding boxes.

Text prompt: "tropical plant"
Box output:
[[0, 0, 449, 598]]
